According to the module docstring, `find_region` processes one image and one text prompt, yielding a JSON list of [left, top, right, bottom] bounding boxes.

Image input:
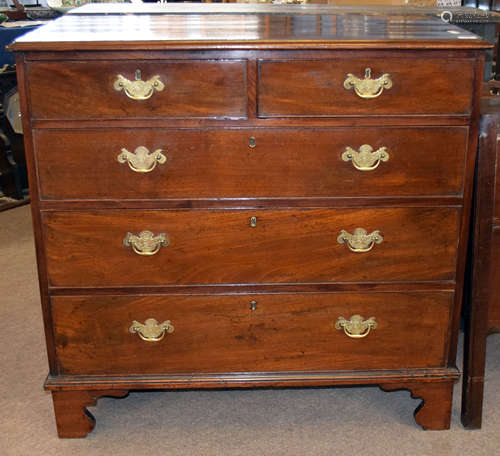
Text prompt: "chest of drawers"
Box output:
[[11, 4, 491, 437]]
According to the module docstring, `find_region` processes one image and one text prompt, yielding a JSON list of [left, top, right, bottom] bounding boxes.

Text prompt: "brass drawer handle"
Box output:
[[343, 68, 392, 99], [337, 228, 383, 253], [335, 315, 378, 339], [123, 230, 169, 256], [117, 146, 166, 173], [130, 318, 174, 342], [113, 69, 165, 100], [342, 145, 389, 171]]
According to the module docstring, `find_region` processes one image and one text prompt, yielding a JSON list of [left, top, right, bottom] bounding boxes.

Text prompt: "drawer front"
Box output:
[[43, 208, 459, 287], [35, 127, 467, 200], [27, 60, 247, 120], [52, 292, 452, 375], [258, 58, 474, 117]]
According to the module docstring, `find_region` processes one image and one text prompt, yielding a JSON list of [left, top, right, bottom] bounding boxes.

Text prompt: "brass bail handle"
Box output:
[[337, 228, 383, 253], [129, 318, 175, 342], [113, 69, 165, 101], [342, 145, 390, 172], [117, 146, 167, 173], [123, 230, 169, 256], [335, 315, 378, 339], [343, 67, 393, 99]]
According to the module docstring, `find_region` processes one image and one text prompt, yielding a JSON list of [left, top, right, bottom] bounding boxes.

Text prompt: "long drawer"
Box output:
[[26, 60, 247, 120], [258, 57, 474, 117], [35, 127, 468, 200], [52, 292, 452, 375], [43, 208, 459, 287]]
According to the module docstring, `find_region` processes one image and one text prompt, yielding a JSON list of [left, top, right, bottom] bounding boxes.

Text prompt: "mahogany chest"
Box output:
[[10, 4, 490, 437]]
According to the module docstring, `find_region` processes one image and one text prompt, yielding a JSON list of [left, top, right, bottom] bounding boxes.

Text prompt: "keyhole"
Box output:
[[249, 137, 256, 148], [135, 69, 142, 80], [250, 216, 257, 228], [250, 300, 257, 311]]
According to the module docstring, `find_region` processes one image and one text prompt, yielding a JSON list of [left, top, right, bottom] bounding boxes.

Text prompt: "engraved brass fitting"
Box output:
[[123, 230, 169, 256], [117, 146, 167, 173], [342, 145, 389, 171], [129, 318, 174, 342], [113, 69, 165, 100], [337, 228, 383, 253], [335, 315, 378, 339], [343, 68, 392, 99]]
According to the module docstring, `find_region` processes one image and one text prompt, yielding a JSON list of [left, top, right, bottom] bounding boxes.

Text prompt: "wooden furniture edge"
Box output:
[[45, 368, 460, 390], [461, 114, 498, 429], [8, 40, 493, 53], [45, 369, 459, 436]]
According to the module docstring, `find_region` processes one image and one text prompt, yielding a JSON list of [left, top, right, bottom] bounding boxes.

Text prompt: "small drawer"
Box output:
[[258, 57, 474, 117], [43, 207, 459, 287], [35, 127, 467, 200], [27, 60, 247, 120], [52, 292, 452, 375]]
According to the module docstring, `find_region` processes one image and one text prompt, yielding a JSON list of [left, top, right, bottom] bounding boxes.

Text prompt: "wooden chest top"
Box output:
[[10, 3, 489, 51]]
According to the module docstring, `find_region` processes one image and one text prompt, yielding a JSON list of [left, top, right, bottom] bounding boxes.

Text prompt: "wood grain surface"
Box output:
[[43, 207, 460, 287], [51, 390, 129, 438], [258, 58, 474, 117], [381, 380, 454, 430], [27, 60, 247, 120], [51, 292, 452, 375], [10, 5, 490, 52], [35, 127, 468, 200]]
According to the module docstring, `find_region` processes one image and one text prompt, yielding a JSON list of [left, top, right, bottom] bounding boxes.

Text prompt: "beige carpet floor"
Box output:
[[1, 205, 500, 456]]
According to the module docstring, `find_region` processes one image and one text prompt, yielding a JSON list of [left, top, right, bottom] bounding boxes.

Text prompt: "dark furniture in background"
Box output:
[[462, 101, 500, 429], [0, 24, 39, 204], [0, 65, 21, 200]]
